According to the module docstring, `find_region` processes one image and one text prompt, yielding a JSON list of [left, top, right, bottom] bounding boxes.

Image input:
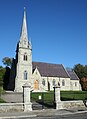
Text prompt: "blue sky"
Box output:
[[0, 0, 87, 68]]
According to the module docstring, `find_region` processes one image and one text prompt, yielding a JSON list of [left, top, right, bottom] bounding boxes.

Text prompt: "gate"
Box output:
[[31, 92, 55, 110]]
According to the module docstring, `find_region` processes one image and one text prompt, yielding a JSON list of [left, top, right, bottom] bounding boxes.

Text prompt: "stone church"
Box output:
[[9, 8, 81, 92]]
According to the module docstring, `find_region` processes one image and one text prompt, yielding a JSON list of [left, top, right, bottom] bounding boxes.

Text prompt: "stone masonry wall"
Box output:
[[61, 100, 86, 109], [0, 103, 23, 112]]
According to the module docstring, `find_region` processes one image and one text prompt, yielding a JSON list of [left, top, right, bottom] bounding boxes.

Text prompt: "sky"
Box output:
[[0, 0, 87, 68]]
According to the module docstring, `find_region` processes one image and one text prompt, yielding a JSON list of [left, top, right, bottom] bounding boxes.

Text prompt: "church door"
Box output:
[[34, 80, 39, 90]]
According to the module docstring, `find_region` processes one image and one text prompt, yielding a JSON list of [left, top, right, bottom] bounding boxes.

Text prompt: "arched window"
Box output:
[[53, 79, 55, 86], [24, 53, 27, 61], [62, 80, 65, 86], [75, 82, 77, 87], [24, 71, 28, 80], [42, 79, 45, 86]]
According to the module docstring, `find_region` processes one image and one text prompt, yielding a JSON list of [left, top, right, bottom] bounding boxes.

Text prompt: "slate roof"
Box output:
[[32, 62, 70, 78], [67, 70, 79, 80]]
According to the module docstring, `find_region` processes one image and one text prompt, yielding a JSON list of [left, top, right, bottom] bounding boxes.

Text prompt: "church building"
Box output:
[[9, 8, 81, 92]]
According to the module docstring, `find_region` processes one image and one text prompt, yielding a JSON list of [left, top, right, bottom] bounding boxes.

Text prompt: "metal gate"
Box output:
[[31, 92, 55, 110]]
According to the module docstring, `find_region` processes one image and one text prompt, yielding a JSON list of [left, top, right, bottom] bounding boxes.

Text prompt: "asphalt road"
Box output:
[[24, 112, 87, 119], [0, 109, 87, 119]]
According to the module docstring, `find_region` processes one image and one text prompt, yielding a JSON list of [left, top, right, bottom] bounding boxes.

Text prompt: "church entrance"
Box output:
[[34, 80, 39, 90]]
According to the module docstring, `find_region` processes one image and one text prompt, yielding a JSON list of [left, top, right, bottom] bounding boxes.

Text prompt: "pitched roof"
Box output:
[[32, 62, 70, 78], [67, 70, 79, 80]]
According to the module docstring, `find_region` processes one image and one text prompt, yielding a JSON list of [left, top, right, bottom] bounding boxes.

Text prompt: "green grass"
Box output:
[[0, 86, 6, 103], [31, 92, 54, 108], [31, 92, 54, 103], [31, 91, 87, 103], [0, 98, 6, 103], [61, 91, 87, 101]]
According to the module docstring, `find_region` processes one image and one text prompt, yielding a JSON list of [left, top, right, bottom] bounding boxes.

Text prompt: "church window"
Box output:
[[53, 79, 55, 86], [36, 72, 37, 74], [24, 71, 28, 80], [62, 80, 65, 86], [75, 82, 77, 87], [42, 79, 45, 86], [24, 53, 27, 61]]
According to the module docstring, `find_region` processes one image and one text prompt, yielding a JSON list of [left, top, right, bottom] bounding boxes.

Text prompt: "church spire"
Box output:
[[19, 7, 29, 47]]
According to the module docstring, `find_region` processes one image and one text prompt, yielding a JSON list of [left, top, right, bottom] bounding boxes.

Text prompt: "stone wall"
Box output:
[[0, 103, 23, 112], [0, 100, 86, 112], [61, 100, 86, 109]]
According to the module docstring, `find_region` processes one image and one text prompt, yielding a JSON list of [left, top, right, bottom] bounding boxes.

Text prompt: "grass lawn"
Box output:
[[31, 92, 54, 108], [31, 92, 54, 103], [31, 91, 87, 103], [61, 91, 87, 101], [0, 98, 6, 103], [0, 86, 6, 103]]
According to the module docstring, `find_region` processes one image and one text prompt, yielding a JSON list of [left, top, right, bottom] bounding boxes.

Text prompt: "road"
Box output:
[[24, 112, 87, 119], [0, 109, 87, 119]]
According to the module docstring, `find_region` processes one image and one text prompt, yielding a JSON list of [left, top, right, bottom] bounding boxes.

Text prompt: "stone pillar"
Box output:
[[54, 85, 62, 110], [23, 83, 32, 111]]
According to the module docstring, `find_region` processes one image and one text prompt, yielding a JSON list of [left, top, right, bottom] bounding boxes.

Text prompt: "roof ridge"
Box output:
[[32, 61, 62, 66], [61, 64, 70, 78], [72, 70, 79, 80]]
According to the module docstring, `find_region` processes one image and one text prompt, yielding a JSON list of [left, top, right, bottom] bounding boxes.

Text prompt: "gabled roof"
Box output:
[[32, 62, 70, 78], [67, 70, 79, 80]]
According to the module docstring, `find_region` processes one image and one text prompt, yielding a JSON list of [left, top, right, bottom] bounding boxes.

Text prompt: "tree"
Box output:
[[81, 78, 87, 91], [0, 66, 6, 87], [73, 64, 86, 79], [2, 57, 12, 67], [84, 65, 87, 77], [3, 67, 10, 90], [73, 64, 87, 90]]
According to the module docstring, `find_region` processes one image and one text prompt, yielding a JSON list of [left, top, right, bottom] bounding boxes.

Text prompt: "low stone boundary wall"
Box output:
[[0, 100, 86, 112], [0, 103, 24, 112], [61, 100, 86, 109]]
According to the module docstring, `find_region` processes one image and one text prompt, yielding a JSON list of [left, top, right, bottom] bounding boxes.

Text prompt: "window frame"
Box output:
[[24, 53, 27, 61], [42, 79, 45, 86], [75, 82, 77, 87], [62, 80, 65, 86], [24, 70, 28, 80], [53, 79, 56, 86]]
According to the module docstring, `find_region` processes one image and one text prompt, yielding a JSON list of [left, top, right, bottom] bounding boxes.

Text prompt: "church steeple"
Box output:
[[21, 7, 28, 40], [19, 7, 30, 48], [15, 8, 32, 92]]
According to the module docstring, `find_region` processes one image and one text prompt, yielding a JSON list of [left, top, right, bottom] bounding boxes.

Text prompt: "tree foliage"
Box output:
[[73, 64, 87, 90], [73, 64, 87, 79], [3, 67, 10, 90], [0, 66, 6, 87], [2, 57, 12, 67], [81, 78, 87, 91]]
